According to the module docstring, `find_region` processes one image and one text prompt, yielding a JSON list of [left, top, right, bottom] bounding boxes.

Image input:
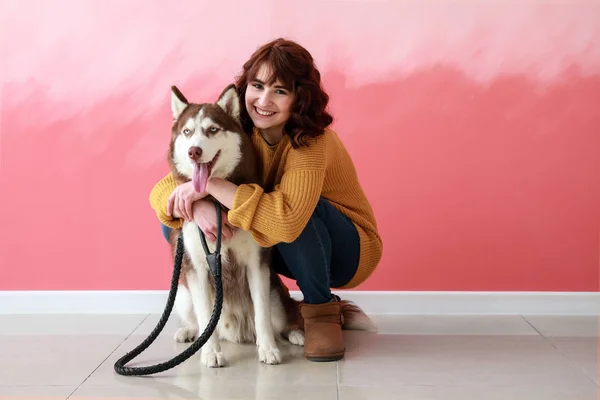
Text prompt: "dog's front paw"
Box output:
[[174, 326, 198, 343], [258, 345, 282, 365], [287, 329, 305, 346], [201, 348, 226, 368]]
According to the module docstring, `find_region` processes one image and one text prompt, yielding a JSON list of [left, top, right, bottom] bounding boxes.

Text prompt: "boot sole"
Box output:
[[305, 352, 345, 362]]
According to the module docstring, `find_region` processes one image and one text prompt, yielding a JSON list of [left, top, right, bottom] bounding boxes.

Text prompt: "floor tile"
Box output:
[[72, 384, 338, 399], [338, 385, 599, 400], [131, 313, 182, 336], [553, 340, 599, 384], [338, 331, 595, 387], [2, 313, 597, 399], [0, 335, 126, 386], [370, 314, 541, 336], [0, 314, 147, 335], [85, 333, 336, 388], [523, 315, 599, 340], [0, 386, 76, 399]]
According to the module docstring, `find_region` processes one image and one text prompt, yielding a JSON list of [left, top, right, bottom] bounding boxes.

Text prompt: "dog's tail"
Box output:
[[340, 298, 378, 332]]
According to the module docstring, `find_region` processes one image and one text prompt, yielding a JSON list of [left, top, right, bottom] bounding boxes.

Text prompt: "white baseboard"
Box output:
[[1, 290, 598, 315]]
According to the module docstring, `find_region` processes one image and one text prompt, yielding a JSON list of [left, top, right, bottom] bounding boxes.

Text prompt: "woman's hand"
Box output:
[[167, 181, 207, 221], [192, 199, 236, 242]]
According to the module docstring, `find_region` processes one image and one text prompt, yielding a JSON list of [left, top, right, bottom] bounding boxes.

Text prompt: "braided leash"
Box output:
[[113, 201, 224, 376]]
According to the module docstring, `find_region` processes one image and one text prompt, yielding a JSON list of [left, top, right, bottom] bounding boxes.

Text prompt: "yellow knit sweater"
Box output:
[[149, 128, 382, 289]]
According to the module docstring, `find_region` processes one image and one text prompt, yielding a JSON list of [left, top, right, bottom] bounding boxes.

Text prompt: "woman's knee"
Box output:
[[160, 224, 172, 242]]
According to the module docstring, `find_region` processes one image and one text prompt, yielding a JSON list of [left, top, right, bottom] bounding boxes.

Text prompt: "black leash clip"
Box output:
[[199, 201, 223, 279]]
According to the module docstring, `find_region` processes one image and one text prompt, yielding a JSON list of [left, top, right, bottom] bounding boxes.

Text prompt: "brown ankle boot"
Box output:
[[299, 296, 345, 362]]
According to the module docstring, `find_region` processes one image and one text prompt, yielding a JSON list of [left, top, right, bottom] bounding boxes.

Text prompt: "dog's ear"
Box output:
[[217, 84, 240, 120], [171, 85, 188, 120]]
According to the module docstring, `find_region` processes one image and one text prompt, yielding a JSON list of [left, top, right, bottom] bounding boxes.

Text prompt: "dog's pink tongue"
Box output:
[[192, 163, 209, 193]]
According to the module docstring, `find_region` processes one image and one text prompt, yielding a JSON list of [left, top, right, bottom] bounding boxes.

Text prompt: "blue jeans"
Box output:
[[161, 198, 360, 304]]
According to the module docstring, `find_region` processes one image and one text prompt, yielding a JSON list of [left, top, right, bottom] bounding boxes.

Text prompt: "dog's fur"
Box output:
[[166, 84, 375, 368]]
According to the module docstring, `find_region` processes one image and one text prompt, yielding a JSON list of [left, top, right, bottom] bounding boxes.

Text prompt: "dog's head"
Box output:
[[169, 84, 248, 192]]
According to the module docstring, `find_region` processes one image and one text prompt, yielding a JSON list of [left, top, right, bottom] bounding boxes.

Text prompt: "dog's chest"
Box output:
[[181, 222, 261, 271]]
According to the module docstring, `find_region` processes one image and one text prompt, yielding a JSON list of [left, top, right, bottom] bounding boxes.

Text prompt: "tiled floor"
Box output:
[[0, 313, 597, 399]]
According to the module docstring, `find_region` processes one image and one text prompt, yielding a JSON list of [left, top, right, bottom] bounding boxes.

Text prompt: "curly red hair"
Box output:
[[234, 38, 334, 148]]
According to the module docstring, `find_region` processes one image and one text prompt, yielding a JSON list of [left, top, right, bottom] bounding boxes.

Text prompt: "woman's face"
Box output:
[[245, 63, 295, 139]]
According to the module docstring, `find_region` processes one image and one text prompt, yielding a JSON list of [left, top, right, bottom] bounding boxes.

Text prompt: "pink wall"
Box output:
[[1, 1, 599, 292]]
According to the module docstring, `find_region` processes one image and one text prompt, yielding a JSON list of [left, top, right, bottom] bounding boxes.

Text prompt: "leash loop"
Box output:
[[113, 201, 224, 376]]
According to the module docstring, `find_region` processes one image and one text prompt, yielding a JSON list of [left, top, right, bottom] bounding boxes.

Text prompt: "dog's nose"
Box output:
[[188, 146, 202, 161]]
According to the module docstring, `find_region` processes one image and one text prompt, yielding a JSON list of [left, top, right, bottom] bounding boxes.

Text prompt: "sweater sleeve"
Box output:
[[148, 173, 184, 229], [227, 139, 327, 247]]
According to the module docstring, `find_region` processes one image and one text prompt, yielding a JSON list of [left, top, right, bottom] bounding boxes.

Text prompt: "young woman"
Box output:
[[149, 38, 383, 362]]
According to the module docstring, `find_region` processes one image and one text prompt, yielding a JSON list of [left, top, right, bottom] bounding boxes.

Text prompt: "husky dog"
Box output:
[[167, 84, 374, 368], [167, 84, 303, 368]]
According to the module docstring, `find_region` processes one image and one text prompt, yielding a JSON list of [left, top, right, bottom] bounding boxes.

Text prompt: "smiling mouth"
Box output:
[[255, 106, 276, 116], [192, 151, 220, 193]]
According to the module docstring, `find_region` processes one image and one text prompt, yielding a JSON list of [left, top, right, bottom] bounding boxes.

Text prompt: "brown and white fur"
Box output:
[[167, 84, 375, 368]]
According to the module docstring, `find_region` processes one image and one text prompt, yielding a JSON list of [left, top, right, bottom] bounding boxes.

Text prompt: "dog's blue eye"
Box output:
[[210, 127, 218, 132], [183, 128, 191, 135]]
